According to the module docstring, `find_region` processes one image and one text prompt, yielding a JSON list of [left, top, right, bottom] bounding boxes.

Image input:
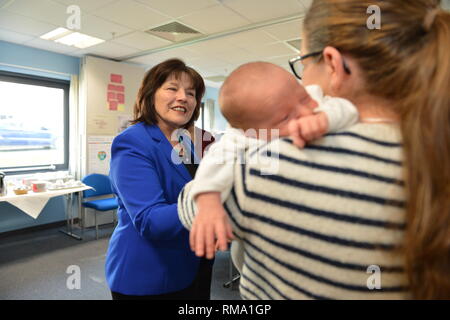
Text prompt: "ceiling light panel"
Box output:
[[40, 27, 70, 40]]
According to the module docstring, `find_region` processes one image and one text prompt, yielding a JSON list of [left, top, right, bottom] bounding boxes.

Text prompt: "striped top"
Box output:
[[178, 123, 410, 299]]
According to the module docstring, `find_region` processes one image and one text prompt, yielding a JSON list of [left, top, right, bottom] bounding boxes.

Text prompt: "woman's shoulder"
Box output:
[[249, 123, 403, 167], [113, 122, 159, 149]]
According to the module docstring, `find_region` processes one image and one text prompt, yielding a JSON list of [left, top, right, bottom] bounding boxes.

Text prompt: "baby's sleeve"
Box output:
[[306, 85, 359, 132], [190, 132, 246, 203]]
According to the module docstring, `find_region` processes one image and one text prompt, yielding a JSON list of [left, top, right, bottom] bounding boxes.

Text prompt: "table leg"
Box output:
[[59, 192, 82, 240], [78, 191, 84, 238]]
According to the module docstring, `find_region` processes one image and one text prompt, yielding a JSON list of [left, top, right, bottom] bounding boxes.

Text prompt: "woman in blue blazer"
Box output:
[[105, 59, 214, 299]]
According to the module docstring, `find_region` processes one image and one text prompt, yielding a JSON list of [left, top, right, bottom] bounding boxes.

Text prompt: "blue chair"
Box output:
[[81, 174, 118, 240]]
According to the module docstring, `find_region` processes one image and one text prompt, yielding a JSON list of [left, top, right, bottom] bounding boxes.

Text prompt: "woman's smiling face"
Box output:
[[154, 72, 197, 132]]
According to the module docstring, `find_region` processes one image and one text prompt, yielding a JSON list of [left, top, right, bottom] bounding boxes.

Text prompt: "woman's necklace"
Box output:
[[360, 117, 398, 124], [177, 135, 185, 157]]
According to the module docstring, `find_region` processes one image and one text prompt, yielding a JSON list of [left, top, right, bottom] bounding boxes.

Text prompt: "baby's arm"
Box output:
[[189, 131, 247, 258], [191, 192, 234, 259], [289, 85, 359, 147]]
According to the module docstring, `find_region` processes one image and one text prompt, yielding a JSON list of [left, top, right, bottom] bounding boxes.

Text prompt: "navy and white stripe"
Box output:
[[178, 123, 409, 299]]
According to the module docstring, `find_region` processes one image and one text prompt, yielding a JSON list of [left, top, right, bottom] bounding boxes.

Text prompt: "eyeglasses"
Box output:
[[289, 50, 351, 80], [289, 51, 322, 80]]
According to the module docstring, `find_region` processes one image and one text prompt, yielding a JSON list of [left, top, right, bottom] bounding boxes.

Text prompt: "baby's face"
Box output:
[[256, 73, 315, 140]]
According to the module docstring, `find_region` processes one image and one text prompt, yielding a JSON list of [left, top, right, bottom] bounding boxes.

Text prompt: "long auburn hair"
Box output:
[[131, 58, 205, 129], [304, 0, 450, 299]]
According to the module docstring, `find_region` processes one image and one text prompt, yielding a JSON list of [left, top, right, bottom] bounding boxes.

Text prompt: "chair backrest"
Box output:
[[81, 174, 113, 198]]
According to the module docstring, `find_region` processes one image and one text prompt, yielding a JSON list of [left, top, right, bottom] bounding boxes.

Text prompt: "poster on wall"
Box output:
[[87, 136, 114, 175], [88, 113, 117, 135], [107, 73, 125, 112]]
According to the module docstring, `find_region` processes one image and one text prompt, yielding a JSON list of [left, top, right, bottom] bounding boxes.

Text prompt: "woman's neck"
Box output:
[[157, 121, 195, 145], [157, 121, 178, 143], [353, 95, 399, 123]]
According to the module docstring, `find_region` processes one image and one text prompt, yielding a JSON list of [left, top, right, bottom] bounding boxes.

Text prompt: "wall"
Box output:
[[202, 85, 228, 132], [0, 40, 79, 79], [0, 40, 80, 233]]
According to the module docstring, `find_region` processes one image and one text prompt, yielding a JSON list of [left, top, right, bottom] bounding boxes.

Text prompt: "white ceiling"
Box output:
[[0, 0, 311, 82], [1, 0, 448, 85]]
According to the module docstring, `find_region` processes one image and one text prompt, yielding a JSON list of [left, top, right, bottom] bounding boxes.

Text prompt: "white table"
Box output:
[[0, 185, 92, 240]]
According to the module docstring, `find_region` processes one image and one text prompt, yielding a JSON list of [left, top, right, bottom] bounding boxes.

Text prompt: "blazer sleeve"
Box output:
[[110, 131, 186, 242]]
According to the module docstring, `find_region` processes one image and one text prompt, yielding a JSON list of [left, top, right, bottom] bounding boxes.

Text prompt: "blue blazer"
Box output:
[[105, 122, 200, 295]]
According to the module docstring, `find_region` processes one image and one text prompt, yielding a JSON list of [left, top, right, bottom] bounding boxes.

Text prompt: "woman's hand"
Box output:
[[190, 192, 234, 259]]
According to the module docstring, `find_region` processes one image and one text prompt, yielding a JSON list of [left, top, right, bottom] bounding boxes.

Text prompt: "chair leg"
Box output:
[[95, 210, 98, 240]]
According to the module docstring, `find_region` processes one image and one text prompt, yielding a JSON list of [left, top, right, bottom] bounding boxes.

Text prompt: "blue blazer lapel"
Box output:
[[145, 124, 192, 182]]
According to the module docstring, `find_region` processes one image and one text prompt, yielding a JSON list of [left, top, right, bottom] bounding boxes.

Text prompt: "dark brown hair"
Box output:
[[305, 0, 450, 299], [131, 58, 205, 129]]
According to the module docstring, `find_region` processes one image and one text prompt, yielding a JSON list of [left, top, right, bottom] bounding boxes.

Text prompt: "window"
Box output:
[[0, 71, 69, 174]]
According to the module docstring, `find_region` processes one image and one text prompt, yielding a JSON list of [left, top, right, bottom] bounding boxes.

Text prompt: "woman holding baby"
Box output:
[[180, 0, 450, 299]]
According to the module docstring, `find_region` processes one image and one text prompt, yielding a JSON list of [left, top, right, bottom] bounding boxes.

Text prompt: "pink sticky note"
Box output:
[[107, 92, 116, 101], [115, 85, 125, 92], [109, 101, 118, 110], [111, 74, 123, 83], [117, 93, 125, 104]]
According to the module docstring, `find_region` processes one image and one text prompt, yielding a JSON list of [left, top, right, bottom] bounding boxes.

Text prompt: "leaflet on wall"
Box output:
[[88, 114, 117, 135], [87, 136, 113, 175]]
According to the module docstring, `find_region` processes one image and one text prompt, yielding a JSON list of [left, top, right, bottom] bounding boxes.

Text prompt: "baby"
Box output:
[[187, 61, 358, 259]]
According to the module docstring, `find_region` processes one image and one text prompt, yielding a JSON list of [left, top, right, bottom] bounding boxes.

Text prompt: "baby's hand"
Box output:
[[288, 112, 328, 148], [190, 192, 234, 259]]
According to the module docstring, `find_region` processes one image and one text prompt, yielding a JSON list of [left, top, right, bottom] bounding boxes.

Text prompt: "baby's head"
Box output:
[[219, 62, 312, 139]]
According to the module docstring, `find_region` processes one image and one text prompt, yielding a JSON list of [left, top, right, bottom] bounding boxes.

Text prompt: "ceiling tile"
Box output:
[[178, 4, 250, 35], [262, 19, 304, 41], [245, 42, 297, 58], [0, 28, 35, 44], [93, 0, 172, 31], [185, 37, 237, 55], [263, 54, 296, 70], [135, 0, 217, 18], [53, 0, 117, 13], [0, 0, 12, 8], [5, 0, 68, 27], [298, 0, 313, 11], [0, 10, 57, 37], [211, 48, 259, 65], [112, 31, 171, 51], [76, 41, 140, 59], [22, 37, 79, 54], [222, 0, 304, 23], [80, 14, 132, 41], [127, 47, 200, 65], [223, 29, 278, 49]]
